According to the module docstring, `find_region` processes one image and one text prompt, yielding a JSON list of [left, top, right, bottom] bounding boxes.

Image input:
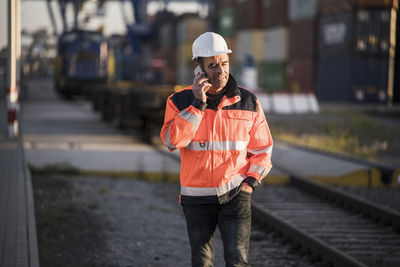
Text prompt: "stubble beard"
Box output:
[[209, 73, 228, 94]]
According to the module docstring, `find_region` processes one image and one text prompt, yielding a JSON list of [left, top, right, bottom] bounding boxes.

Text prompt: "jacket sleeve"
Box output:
[[246, 99, 273, 182], [160, 93, 207, 151]]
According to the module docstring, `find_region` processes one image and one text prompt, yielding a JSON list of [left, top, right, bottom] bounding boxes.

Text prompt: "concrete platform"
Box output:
[[272, 142, 400, 187], [272, 142, 368, 177], [0, 99, 39, 267], [23, 135, 181, 174]]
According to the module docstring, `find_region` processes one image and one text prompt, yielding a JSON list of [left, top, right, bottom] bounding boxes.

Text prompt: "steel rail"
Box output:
[[161, 145, 400, 230], [289, 173, 400, 230], [252, 203, 367, 267], [155, 145, 400, 266]]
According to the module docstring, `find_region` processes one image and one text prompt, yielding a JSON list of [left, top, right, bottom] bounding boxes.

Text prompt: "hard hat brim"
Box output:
[[192, 49, 232, 60]]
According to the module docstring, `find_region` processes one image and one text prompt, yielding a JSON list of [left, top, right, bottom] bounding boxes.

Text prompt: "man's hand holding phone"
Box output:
[[192, 66, 211, 103]]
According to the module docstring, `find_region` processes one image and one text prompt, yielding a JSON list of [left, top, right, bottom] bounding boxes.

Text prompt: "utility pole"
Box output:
[[6, 0, 20, 139]]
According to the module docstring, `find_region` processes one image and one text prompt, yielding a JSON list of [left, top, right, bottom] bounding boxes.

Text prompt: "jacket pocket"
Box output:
[[224, 110, 253, 139], [226, 110, 252, 121]]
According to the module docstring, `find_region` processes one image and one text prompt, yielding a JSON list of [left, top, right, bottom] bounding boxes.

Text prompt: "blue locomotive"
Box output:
[[55, 30, 108, 99]]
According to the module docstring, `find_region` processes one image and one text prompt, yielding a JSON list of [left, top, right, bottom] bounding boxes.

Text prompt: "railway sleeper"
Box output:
[[252, 204, 367, 267], [288, 174, 400, 230]]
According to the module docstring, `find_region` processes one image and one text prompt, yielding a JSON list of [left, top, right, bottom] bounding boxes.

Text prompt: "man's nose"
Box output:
[[215, 64, 224, 74]]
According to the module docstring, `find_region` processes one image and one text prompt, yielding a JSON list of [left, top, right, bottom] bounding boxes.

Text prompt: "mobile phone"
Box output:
[[194, 65, 205, 76]]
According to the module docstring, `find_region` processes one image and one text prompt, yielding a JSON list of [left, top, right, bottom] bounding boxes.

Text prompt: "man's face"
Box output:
[[202, 54, 230, 94]]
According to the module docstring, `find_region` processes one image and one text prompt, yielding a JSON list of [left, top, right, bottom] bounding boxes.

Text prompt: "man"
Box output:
[[160, 32, 273, 267]]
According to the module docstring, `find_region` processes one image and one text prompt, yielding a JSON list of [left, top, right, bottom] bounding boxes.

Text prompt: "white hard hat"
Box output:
[[192, 32, 232, 60]]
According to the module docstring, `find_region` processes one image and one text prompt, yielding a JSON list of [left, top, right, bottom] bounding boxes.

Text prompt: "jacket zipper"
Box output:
[[211, 109, 216, 183]]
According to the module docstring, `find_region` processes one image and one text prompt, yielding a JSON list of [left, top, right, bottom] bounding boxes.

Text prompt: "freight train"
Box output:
[[54, 30, 108, 99], [90, 34, 177, 144]]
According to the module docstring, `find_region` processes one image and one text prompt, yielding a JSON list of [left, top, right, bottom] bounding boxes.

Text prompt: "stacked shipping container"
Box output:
[[153, 13, 206, 86], [176, 15, 206, 85], [157, 15, 177, 85], [256, 0, 288, 91], [234, 0, 263, 89], [287, 0, 318, 93], [217, 0, 236, 67], [317, 0, 398, 102], [149, 0, 399, 103], [219, 0, 318, 93], [258, 26, 289, 91]]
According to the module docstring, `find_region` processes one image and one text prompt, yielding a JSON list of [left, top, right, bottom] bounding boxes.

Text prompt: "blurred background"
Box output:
[[1, 0, 399, 102], [1, 0, 400, 164]]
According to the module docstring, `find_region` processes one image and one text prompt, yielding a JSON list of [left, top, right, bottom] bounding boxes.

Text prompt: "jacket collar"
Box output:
[[224, 74, 241, 98], [218, 74, 241, 109]]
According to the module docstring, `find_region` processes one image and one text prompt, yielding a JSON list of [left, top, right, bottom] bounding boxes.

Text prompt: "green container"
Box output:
[[258, 62, 287, 92], [219, 8, 235, 37]]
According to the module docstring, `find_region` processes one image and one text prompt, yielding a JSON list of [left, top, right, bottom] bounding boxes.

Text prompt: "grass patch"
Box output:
[[269, 108, 399, 164]]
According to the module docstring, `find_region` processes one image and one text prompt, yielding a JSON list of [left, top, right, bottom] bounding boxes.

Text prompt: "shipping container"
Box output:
[[318, 9, 394, 60], [317, 59, 390, 102], [159, 22, 177, 49], [209, 0, 235, 33], [287, 59, 315, 92], [219, 7, 235, 37], [152, 11, 177, 49], [225, 37, 237, 64], [177, 66, 193, 86], [317, 59, 353, 101], [176, 42, 192, 68], [262, 27, 289, 62], [319, 0, 354, 14], [354, 9, 392, 59], [215, 0, 236, 8], [176, 16, 207, 44], [258, 61, 287, 91], [353, 58, 389, 102], [320, 0, 398, 14], [176, 39, 195, 85], [164, 65, 177, 85], [288, 0, 317, 21], [236, 30, 265, 64], [357, 0, 398, 9], [160, 46, 177, 85], [318, 12, 354, 60], [235, 0, 263, 29], [261, 0, 288, 28], [289, 18, 316, 60]]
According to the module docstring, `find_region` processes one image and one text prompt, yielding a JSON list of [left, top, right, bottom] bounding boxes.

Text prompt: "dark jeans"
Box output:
[[182, 191, 252, 267]]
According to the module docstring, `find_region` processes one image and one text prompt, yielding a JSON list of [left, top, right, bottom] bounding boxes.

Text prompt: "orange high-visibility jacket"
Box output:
[[160, 75, 273, 204]]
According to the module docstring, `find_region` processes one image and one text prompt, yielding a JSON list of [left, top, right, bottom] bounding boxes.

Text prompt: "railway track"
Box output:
[[252, 172, 400, 267], [156, 146, 400, 266]]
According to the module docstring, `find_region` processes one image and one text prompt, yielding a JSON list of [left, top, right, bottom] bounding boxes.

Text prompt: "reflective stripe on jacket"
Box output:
[[160, 75, 273, 204]]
